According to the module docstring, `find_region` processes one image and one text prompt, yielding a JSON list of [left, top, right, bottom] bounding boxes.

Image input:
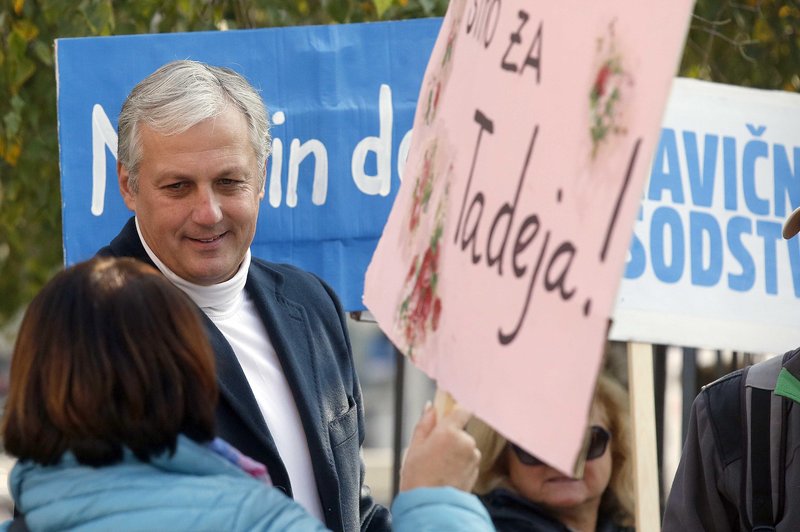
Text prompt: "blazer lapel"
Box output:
[[201, 314, 287, 464], [104, 217, 154, 266], [245, 265, 343, 523]]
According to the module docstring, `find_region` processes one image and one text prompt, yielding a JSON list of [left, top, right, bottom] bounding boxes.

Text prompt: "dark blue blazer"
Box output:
[[98, 218, 391, 532]]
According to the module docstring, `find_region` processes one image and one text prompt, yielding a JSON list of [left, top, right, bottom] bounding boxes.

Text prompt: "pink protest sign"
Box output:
[[364, 0, 694, 474]]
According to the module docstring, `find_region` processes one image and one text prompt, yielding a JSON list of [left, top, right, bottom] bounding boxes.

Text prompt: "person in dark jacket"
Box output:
[[662, 205, 800, 531], [99, 59, 385, 531], [1, 257, 491, 532], [467, 373, 635, 531]]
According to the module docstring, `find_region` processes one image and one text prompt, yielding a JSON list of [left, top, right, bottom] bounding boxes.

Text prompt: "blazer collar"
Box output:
[[108, 217, 154, 266]]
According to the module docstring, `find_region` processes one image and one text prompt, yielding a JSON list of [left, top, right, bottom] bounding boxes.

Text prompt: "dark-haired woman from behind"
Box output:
[[1, 257, 491, 531]]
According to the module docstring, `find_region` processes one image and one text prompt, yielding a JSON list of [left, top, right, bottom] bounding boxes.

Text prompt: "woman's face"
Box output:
[[506, 409, 613, 519]]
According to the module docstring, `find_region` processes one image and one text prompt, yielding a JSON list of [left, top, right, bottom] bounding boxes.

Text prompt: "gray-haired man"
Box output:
[[99, 60, 390, 531]]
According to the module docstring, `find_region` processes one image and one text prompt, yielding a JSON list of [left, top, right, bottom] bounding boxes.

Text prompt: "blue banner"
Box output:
[[56, 19, 441, 310]]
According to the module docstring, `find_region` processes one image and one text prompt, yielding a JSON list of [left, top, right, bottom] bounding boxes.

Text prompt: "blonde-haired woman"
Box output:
[[467, 373, 635, 531]]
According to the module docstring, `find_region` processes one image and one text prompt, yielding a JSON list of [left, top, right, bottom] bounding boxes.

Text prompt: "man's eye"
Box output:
[[219, 178, 239, 186], [164, 182, 186, 191]]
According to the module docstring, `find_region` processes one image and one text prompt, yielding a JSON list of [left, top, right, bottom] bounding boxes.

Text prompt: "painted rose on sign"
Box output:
[[397, 212, 445, 359], [589, 21, 633, 158], [397, 144, 452, 358], [422, 3, 463, 125], [408, 144, 437, 235]]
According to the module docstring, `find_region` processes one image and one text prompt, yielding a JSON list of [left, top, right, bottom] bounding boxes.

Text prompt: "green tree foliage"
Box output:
[[0, 0, 797, 329], [680, 0, 800, 90]]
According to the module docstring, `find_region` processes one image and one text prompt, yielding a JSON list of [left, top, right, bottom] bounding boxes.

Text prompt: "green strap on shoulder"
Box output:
[[775, 367, 800, 404]]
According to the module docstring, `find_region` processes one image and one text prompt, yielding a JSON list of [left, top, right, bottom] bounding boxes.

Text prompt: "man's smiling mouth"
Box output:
[[191, 233, 226, 243]]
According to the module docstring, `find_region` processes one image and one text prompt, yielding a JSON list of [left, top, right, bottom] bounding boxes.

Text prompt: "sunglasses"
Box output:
[[510, 425, 611, 467]]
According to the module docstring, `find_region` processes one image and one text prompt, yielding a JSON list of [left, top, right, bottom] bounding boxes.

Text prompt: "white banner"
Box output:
[[612, 78, 800, 355]]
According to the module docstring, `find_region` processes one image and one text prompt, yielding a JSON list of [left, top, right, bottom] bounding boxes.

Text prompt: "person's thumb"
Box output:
[[441, 404, 472, 430], [409, 401, 437, 443]]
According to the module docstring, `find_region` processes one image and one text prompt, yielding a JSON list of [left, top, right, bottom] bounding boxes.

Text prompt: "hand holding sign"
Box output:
[[399, 401, 480, 492]]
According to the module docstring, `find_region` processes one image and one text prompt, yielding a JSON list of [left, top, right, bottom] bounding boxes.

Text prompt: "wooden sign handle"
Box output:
[[627, 342, 661, 531]]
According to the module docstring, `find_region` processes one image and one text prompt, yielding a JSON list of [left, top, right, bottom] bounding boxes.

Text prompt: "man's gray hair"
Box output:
[[118, 60, 271, 192]]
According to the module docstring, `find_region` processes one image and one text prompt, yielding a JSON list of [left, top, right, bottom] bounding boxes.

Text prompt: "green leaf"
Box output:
[[12, 20, 39, 42], [80, 0, 115, 35], [10, 95, 24, 113], [177, 0, 196, 19], [324, 0, 350, 23], [373, 0, 392, 18], [418, 0, 435, 15], [32, 40, 53, 66], [9, 55, 37, 94], [7, 30, 27, 56]]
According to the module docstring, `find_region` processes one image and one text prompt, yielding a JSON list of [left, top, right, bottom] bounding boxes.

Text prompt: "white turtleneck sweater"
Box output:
[[135, 219, 324, 522]]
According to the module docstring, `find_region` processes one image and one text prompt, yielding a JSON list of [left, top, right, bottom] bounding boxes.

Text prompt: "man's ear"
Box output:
[[118, 161, 136, 211]]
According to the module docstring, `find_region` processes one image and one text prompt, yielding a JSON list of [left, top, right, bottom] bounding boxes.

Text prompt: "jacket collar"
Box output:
[[775, 348, 800, 403], [107, 217, 154, 266]]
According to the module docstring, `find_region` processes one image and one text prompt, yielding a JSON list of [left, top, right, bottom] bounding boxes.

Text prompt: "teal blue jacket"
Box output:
[[3, 436, 492, 531]]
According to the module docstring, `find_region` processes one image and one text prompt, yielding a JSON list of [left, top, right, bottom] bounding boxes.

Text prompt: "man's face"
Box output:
[[119, 107, 264, 286]]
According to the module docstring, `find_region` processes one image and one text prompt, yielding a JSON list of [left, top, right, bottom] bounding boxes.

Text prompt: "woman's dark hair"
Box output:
[[1, 257, 218, 466]]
